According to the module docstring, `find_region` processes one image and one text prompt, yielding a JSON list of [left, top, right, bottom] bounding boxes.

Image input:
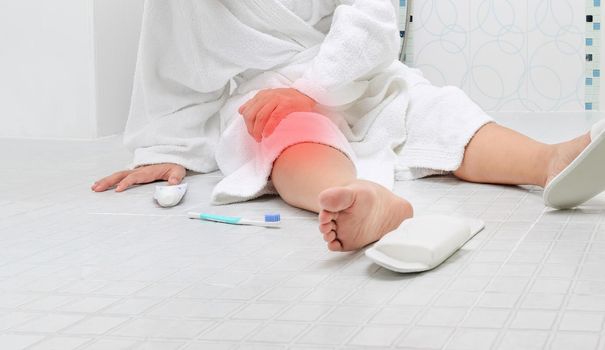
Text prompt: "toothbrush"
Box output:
[[187, 212, 281, 228]]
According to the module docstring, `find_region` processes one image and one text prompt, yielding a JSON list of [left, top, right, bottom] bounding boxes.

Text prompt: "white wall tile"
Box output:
[[410, 0, 588, 112]]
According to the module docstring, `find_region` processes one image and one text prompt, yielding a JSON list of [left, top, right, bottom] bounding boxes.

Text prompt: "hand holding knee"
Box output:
[[238, 88, 316, 142]]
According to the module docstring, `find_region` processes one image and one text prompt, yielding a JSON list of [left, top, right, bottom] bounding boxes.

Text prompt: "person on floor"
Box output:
[[92, 0, 605, 252]]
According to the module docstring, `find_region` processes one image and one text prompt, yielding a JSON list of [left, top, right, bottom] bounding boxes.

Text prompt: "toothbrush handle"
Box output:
[[187, 212, 280, 228], [188, 212, 241, 224]]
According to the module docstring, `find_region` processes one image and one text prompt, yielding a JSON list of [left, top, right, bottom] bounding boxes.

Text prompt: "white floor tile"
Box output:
[[1, 134, 604, 348], [0, 334, 45, 350], [28, 336, 92, 350]]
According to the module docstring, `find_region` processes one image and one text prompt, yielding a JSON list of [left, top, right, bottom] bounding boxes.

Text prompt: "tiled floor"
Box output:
[[1, 128, 605, 350]]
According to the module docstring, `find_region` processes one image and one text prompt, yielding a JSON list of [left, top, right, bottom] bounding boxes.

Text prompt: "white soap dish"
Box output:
[[153, 183, 188, 208], [365, 215, 485, 273]]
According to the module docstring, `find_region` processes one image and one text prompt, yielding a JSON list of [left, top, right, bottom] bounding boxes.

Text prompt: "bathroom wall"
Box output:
[[403, 0, 599, 114], [0, 0, 601, 139], [93, 0, 144, 137], [0, 0, 143, 139], [0, 0, 97, 139]]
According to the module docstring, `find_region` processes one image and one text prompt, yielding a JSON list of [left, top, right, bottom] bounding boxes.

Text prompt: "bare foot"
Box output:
[[545, 133, 591, 187], [317, 180, 413, 252]]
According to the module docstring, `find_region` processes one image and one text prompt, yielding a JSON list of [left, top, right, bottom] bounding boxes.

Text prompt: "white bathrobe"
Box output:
[[124, 0, 492, 204]]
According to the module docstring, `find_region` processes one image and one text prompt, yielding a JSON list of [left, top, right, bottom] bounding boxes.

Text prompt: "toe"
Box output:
[[319, 186, 356, 212], [319, 210, 338, 225], [323, 230, 336, 243], [319, 221, 336, 234], [327, 238, 343, 251]]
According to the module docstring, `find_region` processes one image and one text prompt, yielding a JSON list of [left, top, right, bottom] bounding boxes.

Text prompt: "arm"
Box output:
[[237, 0, 400, 140], [124, 0, 232, 173], [291, 0, 400, 105], [93, 0, 232, 192]]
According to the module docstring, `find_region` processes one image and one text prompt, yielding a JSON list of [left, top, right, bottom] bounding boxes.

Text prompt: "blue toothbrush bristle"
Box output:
[[264, 213, 281, 222]]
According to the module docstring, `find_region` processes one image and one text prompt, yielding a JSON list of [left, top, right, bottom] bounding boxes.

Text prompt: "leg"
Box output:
[[455, 122, 591, 187], [270, 143, 356, 213], [271, 143, 413, 251]]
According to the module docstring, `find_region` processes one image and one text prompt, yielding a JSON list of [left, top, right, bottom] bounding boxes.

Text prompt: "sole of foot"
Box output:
[[318, 180, 413, 252]]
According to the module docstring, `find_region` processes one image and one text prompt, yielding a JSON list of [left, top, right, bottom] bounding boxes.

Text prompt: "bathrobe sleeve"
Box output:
[[123, 0, 232, 173], [290, 0, 400, 105]]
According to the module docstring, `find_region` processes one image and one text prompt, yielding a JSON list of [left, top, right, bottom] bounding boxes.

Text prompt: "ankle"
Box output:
[[395, 197, 414, 223], [542, 134, 591, 188], [541, 145, 559, 188]]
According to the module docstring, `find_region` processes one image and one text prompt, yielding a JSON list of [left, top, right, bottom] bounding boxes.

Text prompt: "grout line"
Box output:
[[382, 178, 496, 348], [544, 213, 605, 348], [487, 213, 571, 349], [440, 190, 544, 350]]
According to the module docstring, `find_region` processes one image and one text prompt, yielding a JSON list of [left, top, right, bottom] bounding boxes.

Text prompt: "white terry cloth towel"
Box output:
[[123, 0, 492, 205], [213, 112, 358, 204], [396, 83, 494, 180]]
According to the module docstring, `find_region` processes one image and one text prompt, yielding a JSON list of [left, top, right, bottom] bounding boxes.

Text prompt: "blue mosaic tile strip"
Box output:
[[586, 0, 601, 110], [400, 1, 600, 110], [398, 0, 407, 39], [398, 0, 412, 64]]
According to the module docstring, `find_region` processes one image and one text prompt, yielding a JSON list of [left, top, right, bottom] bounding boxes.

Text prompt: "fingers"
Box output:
[[246, 100, 267, 139], [115, 170, 158, 192], [238, 102, 248, 115], [239, 88, 316, 142], [92, 164, 186, 193], [115, 164, 186, 191], [238, 95, 256, 114], [239, 90, 269, 115], [166, 165, 186, 185], [241, 97, 268, 140], [241, 101, 257, 136], [253, 101, 279, 141], [92, 170, 131, 192], [262, 107, 290, 138]]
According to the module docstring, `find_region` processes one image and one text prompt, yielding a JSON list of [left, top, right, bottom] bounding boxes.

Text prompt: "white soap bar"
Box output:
[[365, 215, 485, 273], [153, 183, 188, 207]]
